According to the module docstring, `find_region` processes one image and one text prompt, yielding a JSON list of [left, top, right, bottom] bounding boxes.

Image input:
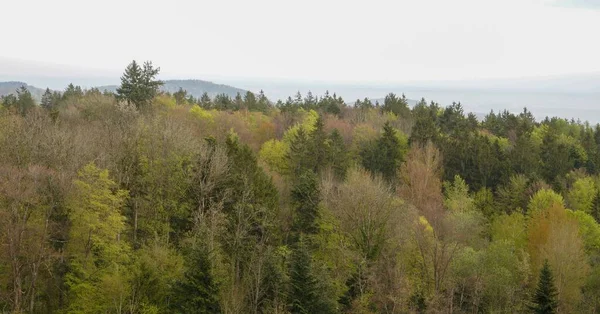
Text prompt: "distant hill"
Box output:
[[98, 79, 248, 99], [1, 79, 249, 103], [0, 81, 46, 101]]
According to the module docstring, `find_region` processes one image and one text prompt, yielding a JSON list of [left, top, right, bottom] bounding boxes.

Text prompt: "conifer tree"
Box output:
[[243, 91, 257, 111], [360, 122, 405, 183], [308, 116, 328, 174], [173, 87, 188, 105], [40, 88, 54, 110], [287, 127, 313, 176], [530, 260, 559, 314], [234, 92, 244, 110], [14, 86, 36, 116], [291, 171, 321, 235], [327, 129, 350, 180], [382, 93, 410, 118], [200, 92, 212, 108], [288, 237, 335, 314], [116, 60, 163, 110], [63, 83, 83, 100], [256, 90, 270, 112], [170, 246, 221, 313]]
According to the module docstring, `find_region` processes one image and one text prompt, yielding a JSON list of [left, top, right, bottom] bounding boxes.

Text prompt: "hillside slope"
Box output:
[[0, 81, 46, 101], [98, 79, 248, 98]]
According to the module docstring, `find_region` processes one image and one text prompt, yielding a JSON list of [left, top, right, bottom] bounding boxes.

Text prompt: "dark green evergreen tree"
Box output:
[[173, 87, 188, 105], [256, 90, 270, 112], [360, 122, 404, 183], [530, 260, 558, 314], [234, 92, 244, 110], [63, 83, 84, 100], [410, 99, 440, 145], [327, 129, 350, 180], [291, 171, 321, 235], [213, 93, 233, 110], [116, 60, 163, 110], [14, 86, 36, 116], [308, 116, 329, 174], [288, 237, 335, 314], [287, 128, 314, 176], [382, 93, 410, 118], [243, 91, 257, 111], [200, 92, 212, 108], [41, 88, 54, 110], [170, 247, 221, 314]]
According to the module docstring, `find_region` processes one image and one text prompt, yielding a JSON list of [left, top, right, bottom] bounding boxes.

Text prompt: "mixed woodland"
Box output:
[[1, 61, 600, 313]]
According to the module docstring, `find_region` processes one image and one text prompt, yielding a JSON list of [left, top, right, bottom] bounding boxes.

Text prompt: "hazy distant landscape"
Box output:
[[2, 61, 599, 122]]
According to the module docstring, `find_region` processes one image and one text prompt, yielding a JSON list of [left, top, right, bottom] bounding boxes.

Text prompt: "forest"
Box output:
[[1, 61, 600, 313]]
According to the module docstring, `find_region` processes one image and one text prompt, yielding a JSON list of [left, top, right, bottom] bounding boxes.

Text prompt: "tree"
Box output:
[[40, 88, 54, 110], [382, 93, 410, 118], [173, 87, 188, 105], [170, 246, 221, 313], [200, 92, 212, 108], [291, 171, 321, 235], [530, 260, 558, 314], [4, 86, 37, 116], [65, 163, 131, 313], [116, 60, 163, 109], [62, 83, 84, 102], [288, 237, 335, 314], [326, 129, 350, 180], [360, 122, 407, 183], [244, 91, 258, 111]]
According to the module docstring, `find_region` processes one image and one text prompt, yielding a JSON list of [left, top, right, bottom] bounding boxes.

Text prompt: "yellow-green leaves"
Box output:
[[66, 163, 130, 314], [567, 177, 597, 214]]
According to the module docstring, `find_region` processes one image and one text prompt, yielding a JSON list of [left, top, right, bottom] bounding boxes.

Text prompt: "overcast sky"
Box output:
[[1, 0, 600, 83]]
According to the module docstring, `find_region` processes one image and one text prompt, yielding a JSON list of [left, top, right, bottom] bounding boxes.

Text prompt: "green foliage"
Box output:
[[65, 163, 131, 313], [291, 171, 321, 235], [567, 177, 597, 214], [528, 189, 565, 215], [116, 60, 163, 110], [288, 237, 336, 314], [381, 93, 410, 118], [4, 80, 600, 313], [360, 122, 408, 183], [1, 86, 36, 116], [326, 129, 350, 180], [496, 174, 530, 214], [170, 246, 221, 313], [530, 260, 559, 314]]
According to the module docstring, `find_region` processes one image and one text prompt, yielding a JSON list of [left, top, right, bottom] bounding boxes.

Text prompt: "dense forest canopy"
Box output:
[[1, 61, 600, 313]]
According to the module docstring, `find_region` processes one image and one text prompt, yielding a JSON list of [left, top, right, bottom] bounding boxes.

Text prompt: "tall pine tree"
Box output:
[[116, 60, 163, 110], [530, 260, 558, 314]]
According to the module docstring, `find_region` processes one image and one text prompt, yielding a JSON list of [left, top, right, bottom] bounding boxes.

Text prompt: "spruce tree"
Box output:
[[234, 92, 244, 110], [308, 116, 328, 174], [243, 91, 257, 111], [15, 86, 35, 116], [530, 260, 558, 314], [116, 60, 163, 110], [291, 171, 321, 235], [170, 247, 221, 314], [173, 87, 188, 105], [360, 122, 404, 183], [382, 93, 410, 118], [288, 237, 335, 314], [41, 88, 54, 110], [200, 92, 212, 108], [63, 83, 83, 100], [327, 129, 350, 180], [256, 90, 270, 112]]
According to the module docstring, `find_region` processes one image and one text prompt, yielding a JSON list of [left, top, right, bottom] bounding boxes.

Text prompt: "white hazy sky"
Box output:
[[1, 0, 600, 83]]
